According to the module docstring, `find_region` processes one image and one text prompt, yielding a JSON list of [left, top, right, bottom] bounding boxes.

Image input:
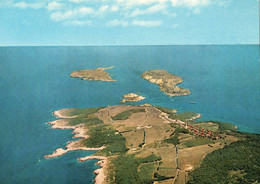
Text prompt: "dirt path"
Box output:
[[172, 145, 180, 184]]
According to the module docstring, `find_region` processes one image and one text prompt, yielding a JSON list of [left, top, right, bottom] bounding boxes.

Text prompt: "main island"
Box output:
[[45, 68, 260, 184]]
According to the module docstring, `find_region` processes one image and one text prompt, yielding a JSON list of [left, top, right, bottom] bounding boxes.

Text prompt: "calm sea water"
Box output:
[[0, 45, 259, 183]]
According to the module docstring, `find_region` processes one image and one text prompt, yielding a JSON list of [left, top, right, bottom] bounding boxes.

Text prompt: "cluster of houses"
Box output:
[[187, 125, 212, 137], [168, 117, 220, 140], [181, 123, 220, 140]]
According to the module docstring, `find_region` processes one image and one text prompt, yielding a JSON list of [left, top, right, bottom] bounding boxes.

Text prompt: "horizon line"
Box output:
[[0, 43, 259, 47]]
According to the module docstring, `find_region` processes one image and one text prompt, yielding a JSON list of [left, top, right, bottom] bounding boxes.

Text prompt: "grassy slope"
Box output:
[[188, 133, 260, 184], [60, 106, 259, 184], [183, 138, 215, 147], [67, 107, 103, 117], [192, 121, 237, 133], [111, 109, 146, 120], [110, 154, 161, 184], [156, 106, 199, 121]]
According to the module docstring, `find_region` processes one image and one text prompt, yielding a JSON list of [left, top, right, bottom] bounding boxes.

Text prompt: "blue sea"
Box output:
[[0, 45, 259, 183]]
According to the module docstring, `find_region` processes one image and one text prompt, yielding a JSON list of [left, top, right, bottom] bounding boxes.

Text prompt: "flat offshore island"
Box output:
[[141, 70, 190, 97], [45, 105, 260, 184], [121, 93, 145, 103], [70, 66, 116, 81]]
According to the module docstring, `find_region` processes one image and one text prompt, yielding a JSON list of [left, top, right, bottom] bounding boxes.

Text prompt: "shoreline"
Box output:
[[121, 93, 146, 103], [141, 70, 191, 97], [186, 114, 202, 121], [45, 110, 107, 183], [78, 156, 108, 184], [70, 66, 116, 82], [53, 109, 78, 119], [46, 106, 244, 184]]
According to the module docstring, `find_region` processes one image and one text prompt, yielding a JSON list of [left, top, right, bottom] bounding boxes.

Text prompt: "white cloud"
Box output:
[[171, 23, 178, 28], [63, 20, 92, 26], [50, 7, 94, 21], [47, 1, 63, 11], [69, 0, 89, 3], [111, 5, 119, 12], [10, 0, 229, 27], [171, 0, 210, 7], [132, 20, 162, 26], [192, 8, 200, 14], [97, 5, 109, 15], [107, 19, 128, 26], [80, 7, 94, 14], [163, 10, 177, 17], [114, 0, 211, 8], [216, 0, 233, 7], [14, 2, 44, 9], [130, 3, 166, 17], [115, 0, 168, 7]]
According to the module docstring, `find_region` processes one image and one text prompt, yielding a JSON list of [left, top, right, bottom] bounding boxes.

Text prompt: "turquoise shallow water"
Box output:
[[0, 45, 259, 183]]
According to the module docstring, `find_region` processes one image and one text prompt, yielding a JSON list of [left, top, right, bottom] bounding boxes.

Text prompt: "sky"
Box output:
[[0, 0, 259, 46]]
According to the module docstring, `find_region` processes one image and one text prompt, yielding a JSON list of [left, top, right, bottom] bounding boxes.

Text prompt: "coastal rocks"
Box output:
[[70, 66, 116, 81], [121, 93, 145, 103], [141, 70, 191, 97], [78, 156, 107, 184]]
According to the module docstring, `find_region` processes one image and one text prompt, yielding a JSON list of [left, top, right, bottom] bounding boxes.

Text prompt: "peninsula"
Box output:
[[141, 70, 190, 96], [44, 105, 260, 184], [70, 66, 116, 81], [121, 93, 145, 103]]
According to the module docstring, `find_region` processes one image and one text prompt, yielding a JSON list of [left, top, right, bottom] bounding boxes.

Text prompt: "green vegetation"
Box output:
[[165, 134, 179, 146], [139, 163, 156, 183], [82, 125, 128, 155], [170, 112, 199, 121], [111, 109, 146, 120], [139, 154, 161, 163], [188, 134, 260, 184], [165, 127, 189, 146], [183, 138, 215, 147], [191, 122, 219, 132], [52, 106, 258, 183], [191, 121, 237, 133], [212, 121, 237, 132], [69, 117, 103, 126], [175, 127, 189, 134], [111, 154, 161, 184], [156, 106, 199, 122], [154, 172, 173, 181], [67, 107, 103, 117], [156, 106, 177, 114], [66, 107, 105, 126]]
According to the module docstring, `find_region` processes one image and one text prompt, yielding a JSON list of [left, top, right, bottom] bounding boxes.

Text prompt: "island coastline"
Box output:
[[70, 66, 116, 82], [141, 70, 191, 97], [120, 93, 145, 103], [44, 105, 251, 184]]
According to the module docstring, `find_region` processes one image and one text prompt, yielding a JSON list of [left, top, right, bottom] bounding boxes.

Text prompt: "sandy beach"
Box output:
[[78, 156, 108, 184], [53, 109, 78, 119], [186, 114, 202, 121]]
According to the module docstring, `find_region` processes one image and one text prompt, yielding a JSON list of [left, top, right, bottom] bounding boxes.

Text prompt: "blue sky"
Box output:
[[0, 0, 259, 46]]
